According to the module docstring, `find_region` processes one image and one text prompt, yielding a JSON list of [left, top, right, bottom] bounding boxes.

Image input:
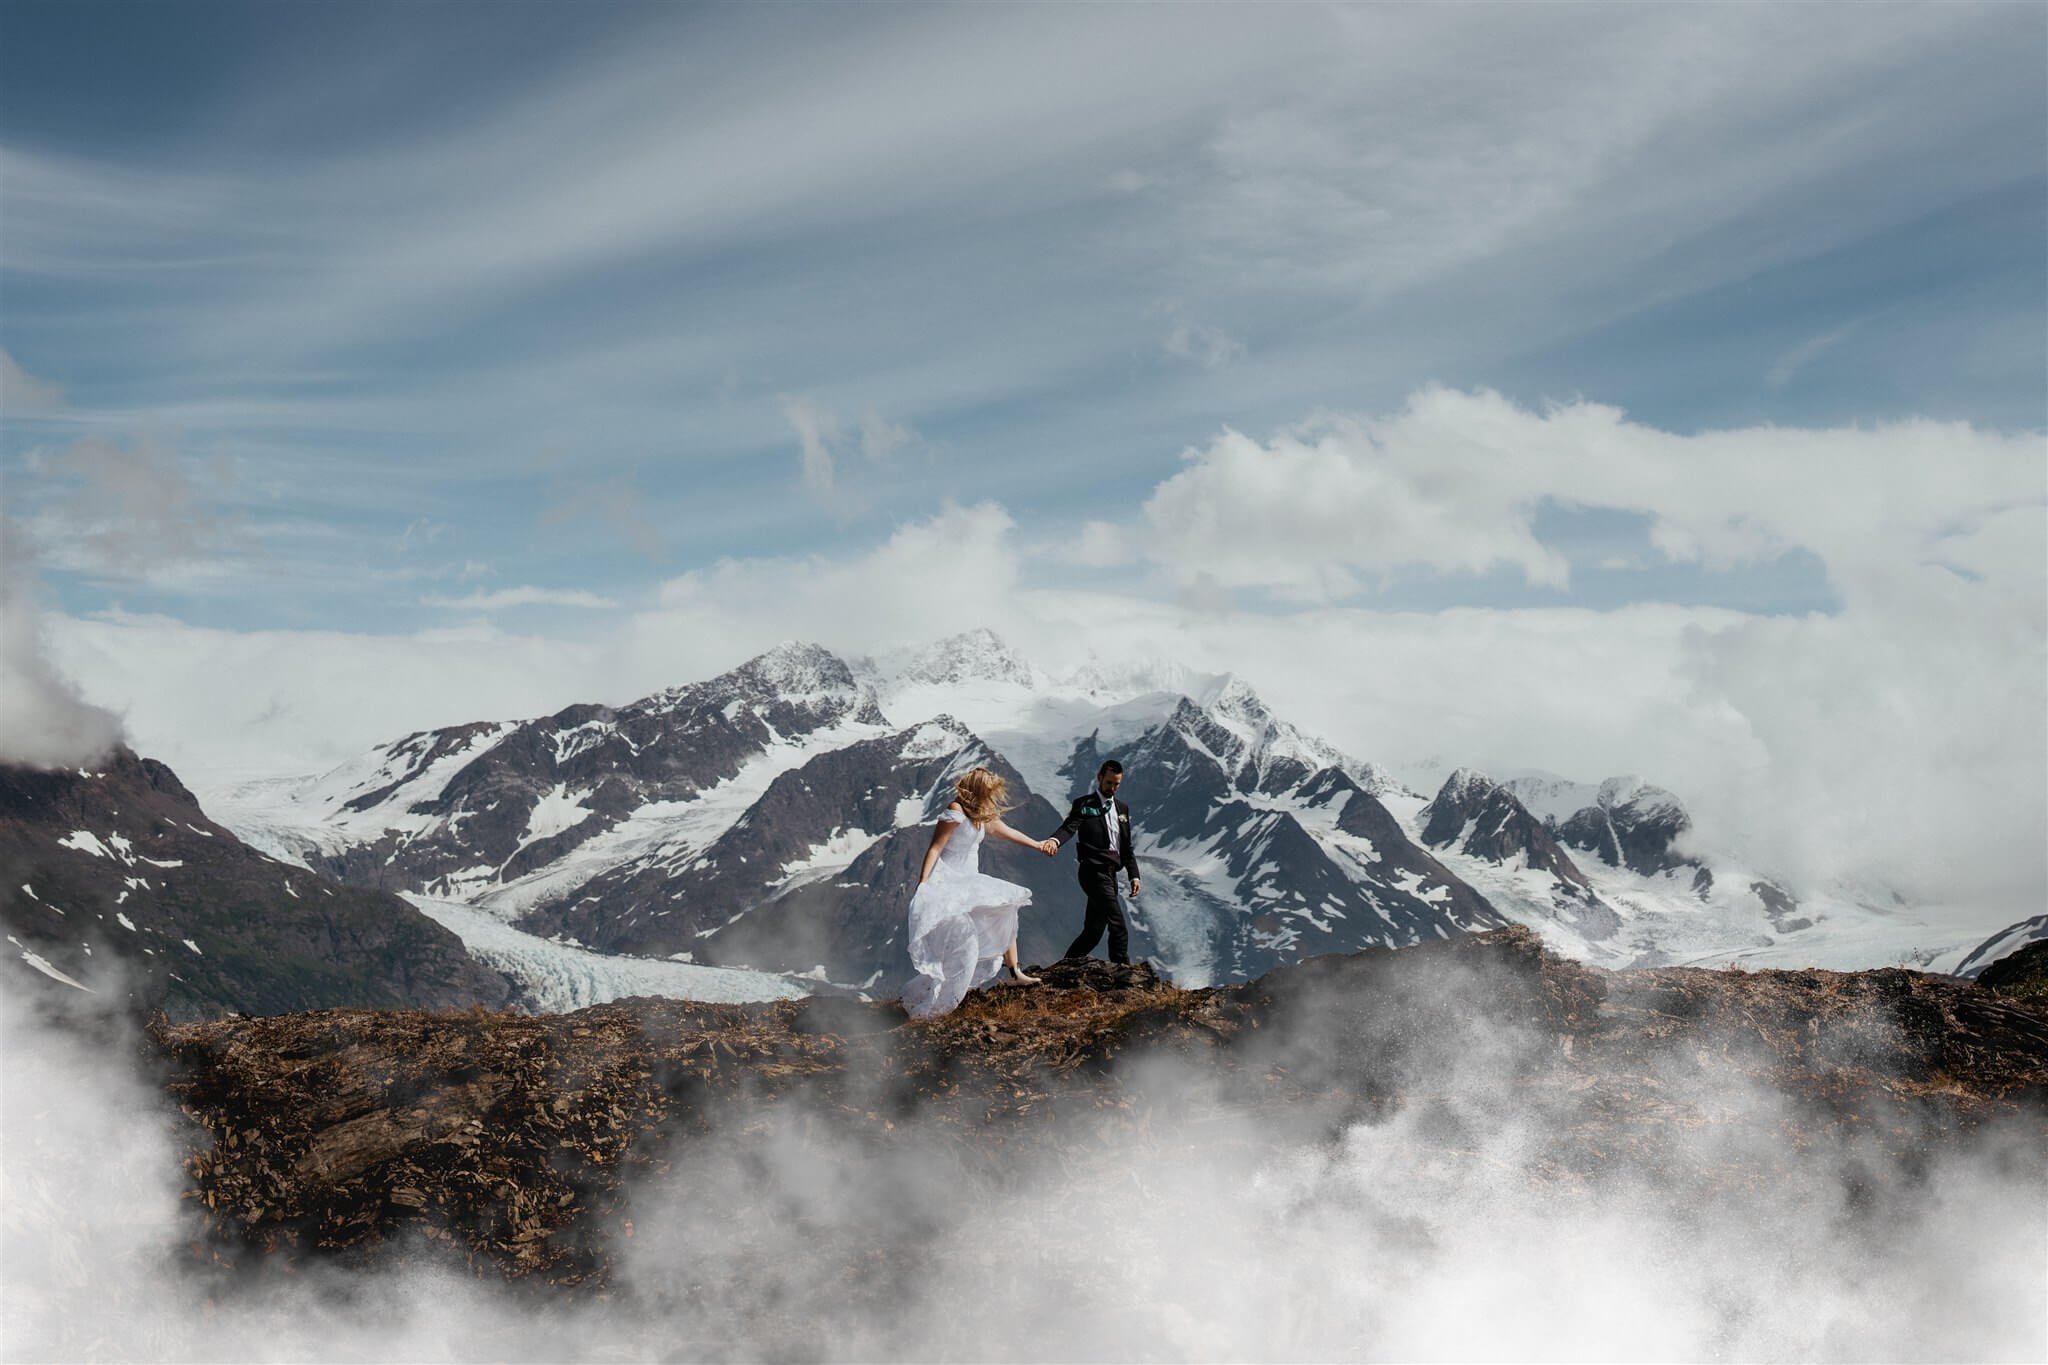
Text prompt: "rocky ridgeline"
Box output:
[[152, 928, 2048, 1296]]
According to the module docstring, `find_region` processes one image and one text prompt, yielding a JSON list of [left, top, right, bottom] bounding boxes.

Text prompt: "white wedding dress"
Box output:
[[901, 810, 1032, 1018]]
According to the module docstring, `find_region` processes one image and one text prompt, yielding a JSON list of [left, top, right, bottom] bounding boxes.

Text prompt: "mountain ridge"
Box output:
[[0, 746, 513, 1018], [197, 631, 1964, 997]]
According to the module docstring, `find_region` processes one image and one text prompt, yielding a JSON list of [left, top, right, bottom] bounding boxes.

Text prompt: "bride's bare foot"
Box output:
[[1010, 966, 1041, 985]]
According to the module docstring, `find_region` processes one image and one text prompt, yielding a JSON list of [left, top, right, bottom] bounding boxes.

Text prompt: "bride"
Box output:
[[901, 766, 1053, 1018]]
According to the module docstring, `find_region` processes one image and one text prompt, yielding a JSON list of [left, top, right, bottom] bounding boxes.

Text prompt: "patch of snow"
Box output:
[[776, 827, 887, 889], [517, 783, 596, 851], [57, 830, 111, 858], [183, 938, 203, 956], [115, 913, 137, 932], [8, 937, 91, 991], [551, 720, 618, 765]]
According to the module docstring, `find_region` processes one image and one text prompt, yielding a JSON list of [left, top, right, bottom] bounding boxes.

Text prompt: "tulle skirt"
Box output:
[[901, 861, 1033, 1019]]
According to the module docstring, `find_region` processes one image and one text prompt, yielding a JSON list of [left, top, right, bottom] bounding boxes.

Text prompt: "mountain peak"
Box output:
[[1594, 776, 1686, 824], [896, 629, 1035, 688], [1201, 675, 1273, 726], [739, 641, 855, 694], [1438, 768, 1502, 804], [1158, 677, 1398, 797], [636, 641, 879, 726]]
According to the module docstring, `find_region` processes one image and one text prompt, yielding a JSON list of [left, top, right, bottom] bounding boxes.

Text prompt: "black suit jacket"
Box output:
[[1052, 791, 1140, 886]]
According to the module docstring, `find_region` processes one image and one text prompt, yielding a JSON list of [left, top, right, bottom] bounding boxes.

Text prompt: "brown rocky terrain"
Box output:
[[151, 926, 2048, 1310]]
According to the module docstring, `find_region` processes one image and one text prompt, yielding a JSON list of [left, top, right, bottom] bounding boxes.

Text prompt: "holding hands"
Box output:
[[1038, 838, 1058, 856]]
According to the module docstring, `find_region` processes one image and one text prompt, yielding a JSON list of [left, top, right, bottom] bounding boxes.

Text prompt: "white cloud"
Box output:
[[1161, 320, 1245, 369], [422, 587, 620, 611], [779, 396, 923, 495], [1131, 389, 2042, 609], [0, 350, 63, 413], [779, 394, 839, 495], [46, 615, 602, 780], [640, 500, 1019, 666], [1136, 408, 1573, 600], [858, 409, 919, 462], [0, 524, 124, 768], [1058, 520, 1138, 569], [1765, 321, 1860, 390], [398, 518, 447, 552]]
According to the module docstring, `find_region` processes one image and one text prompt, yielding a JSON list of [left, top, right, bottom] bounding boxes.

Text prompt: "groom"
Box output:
[[1044, 759, 1141, 964]]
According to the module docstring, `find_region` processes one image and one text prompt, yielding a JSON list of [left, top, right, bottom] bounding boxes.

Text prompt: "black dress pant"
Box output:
[[1064, 875, 1129, 964]]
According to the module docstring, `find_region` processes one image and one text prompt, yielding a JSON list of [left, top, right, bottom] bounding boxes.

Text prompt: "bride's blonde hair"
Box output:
[[952, 766, 1012, 829]]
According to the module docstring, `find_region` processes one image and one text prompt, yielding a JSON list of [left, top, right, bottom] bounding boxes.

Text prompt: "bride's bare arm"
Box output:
[[919, 810, 959, 883], [990, 818, 1057, 854]]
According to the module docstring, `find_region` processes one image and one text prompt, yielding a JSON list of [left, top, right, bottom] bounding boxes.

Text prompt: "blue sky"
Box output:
[[3, 2, 2041, 631]]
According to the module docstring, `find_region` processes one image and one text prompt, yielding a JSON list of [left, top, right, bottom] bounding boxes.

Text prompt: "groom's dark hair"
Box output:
[[1097, 759, 1123, 777]]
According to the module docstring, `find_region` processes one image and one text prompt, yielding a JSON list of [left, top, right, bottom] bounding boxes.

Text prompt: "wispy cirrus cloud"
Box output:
[[1766, 321, 1861, 390], [779, 395, 839, 496], [1, 2, 2038, 638], [1161, 319, 1245, 369], [422, 586, 619, 611], [778, 394, 923, 497]]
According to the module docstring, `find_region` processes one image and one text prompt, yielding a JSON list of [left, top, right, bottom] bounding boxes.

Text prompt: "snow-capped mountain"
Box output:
[[1953, 915, 2048, 979], [1055, 691, 1506, 982], [0, 748, 512, 1017], [1418, 769, 1619, 944], [209, 636, 1503, 990], [868, 626, 1039, 691], [219, 642, 884, 898], [1388, 766, 1956, 970], [1554, 776, 1706, 887], [203, 630, 1965, 997]]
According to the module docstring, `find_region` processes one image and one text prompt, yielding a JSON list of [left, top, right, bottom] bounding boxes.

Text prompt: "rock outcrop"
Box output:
[[152, 927, 2048, 1295]]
